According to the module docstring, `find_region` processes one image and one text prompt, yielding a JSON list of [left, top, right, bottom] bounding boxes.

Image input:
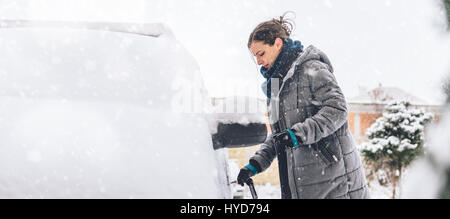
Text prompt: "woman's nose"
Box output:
[[257, 58, 263, 65]]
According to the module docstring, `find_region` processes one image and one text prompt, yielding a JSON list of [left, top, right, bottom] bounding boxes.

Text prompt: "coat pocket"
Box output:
[[313, 134, 342, 166]]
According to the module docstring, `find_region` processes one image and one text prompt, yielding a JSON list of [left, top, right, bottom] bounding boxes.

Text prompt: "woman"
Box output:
[[237, 13, 370, 199]]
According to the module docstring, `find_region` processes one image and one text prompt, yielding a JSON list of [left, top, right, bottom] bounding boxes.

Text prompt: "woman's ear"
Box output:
[[275, 38, 283, 50]]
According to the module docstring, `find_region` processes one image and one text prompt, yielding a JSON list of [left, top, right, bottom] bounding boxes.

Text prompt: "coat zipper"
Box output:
[[318, 143, 338, 164]]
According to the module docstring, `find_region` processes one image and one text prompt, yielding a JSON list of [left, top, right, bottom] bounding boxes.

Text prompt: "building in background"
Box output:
[[348, 86, 442, 143]]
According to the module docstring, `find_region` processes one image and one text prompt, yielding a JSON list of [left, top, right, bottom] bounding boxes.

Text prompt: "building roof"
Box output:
[[349, 86, 427, 105]]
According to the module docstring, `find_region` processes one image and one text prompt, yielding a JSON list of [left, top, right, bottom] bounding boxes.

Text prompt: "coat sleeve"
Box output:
[[249, 134, 277, 173], [291, 63, 348, 145]]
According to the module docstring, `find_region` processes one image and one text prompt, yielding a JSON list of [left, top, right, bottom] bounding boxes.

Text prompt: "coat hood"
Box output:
[[297, 45, 334, 73], [282, 45, 334, 83]]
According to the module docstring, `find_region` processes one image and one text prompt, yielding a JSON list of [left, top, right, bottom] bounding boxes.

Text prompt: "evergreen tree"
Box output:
[[443, 76, 450, 103], [439, 0, 450, 196], [434, 75, 450, 198], [444, 0, 450, 29], [360, 101, 433, 198]]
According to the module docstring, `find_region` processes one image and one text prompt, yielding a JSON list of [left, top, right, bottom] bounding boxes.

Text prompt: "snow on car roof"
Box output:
[[0, 19, 173, 38], [211, 96, 267, 125]]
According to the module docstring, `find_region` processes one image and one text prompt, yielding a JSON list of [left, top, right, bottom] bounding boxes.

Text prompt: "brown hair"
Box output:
[[247, 11, 295, 48]]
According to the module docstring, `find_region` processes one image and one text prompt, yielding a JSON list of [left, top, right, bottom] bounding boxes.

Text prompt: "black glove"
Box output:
[[237, 160, 261, 186], [272, 130, 299, 149], [237, 167, 254, 186]]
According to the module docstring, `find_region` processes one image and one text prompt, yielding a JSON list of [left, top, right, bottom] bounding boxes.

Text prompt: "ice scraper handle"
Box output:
[[245, 178, 258, 199]]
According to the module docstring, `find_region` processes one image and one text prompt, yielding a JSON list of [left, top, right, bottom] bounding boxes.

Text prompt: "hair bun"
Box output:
[[278, 12, 294, 37], [247, 11, 296, 48]]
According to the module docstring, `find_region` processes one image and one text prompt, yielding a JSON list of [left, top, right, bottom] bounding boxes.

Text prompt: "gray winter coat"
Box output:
[[251, 45, 370, 199]]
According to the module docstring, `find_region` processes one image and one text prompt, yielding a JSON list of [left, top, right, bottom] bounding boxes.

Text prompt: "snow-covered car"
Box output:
[[0, 20, 267, 198]]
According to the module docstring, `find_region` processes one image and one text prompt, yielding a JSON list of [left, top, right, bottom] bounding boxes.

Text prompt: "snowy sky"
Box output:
[[1, 0, 449, 104]]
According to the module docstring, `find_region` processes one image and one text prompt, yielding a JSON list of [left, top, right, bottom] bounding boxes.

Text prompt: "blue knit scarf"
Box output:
[[260, 38, 303, 98]]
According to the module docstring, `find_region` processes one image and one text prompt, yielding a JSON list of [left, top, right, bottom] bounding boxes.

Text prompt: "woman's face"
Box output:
[[250, 38, 283, 69]]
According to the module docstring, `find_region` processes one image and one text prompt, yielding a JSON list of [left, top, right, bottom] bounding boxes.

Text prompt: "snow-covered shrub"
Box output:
[[360, 101, 434, 198]]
